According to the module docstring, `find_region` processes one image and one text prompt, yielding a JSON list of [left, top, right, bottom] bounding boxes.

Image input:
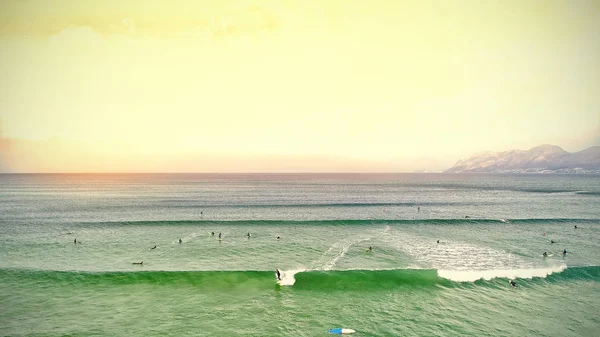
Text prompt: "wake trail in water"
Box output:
[[313, 236, 372, 271]]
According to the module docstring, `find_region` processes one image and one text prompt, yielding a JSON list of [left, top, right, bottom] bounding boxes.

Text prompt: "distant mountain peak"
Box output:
[[446, 145, 600, 173], [528, 144, 567, 154]]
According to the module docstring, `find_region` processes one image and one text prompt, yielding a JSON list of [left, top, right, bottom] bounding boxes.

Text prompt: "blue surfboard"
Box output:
[[328, 328, 355, 334]]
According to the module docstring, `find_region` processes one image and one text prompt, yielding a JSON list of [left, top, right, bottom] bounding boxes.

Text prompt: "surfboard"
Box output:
[[328, 328, 356, 334]]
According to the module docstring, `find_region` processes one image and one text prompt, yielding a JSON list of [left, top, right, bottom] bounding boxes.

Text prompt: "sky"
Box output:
[[0, 0, 599, 173]]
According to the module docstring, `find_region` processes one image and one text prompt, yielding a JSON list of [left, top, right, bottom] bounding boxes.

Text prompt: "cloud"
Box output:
[[121, 18, 136, 33], [0, 1, 280, 38]]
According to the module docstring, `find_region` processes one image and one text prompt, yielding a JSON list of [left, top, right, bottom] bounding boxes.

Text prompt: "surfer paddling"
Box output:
[[132, 261, 143, 265]]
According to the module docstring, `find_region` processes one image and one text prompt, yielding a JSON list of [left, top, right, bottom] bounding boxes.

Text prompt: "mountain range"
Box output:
[[445, 145, 600, 173]]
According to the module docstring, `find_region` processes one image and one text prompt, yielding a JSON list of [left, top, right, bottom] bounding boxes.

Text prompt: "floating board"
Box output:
[[328, 328, 355, 334]]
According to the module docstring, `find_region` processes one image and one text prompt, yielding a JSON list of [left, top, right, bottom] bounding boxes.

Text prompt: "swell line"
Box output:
[[2, 266, 598, 291], [76, 218, 599, 227]]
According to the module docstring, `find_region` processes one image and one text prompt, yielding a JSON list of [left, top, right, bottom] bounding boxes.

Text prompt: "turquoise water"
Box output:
[[1, 173, 599, 336]]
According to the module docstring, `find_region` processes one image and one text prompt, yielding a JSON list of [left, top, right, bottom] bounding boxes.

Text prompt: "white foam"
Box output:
[[277, 267, 307, 286], [438, 264, 566, 282]]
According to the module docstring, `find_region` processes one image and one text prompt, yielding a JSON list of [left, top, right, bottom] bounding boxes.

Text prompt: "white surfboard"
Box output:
[[328, 328, 356, 334]]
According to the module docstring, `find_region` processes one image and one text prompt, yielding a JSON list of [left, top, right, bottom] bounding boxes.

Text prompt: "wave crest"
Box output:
[[3, 266, 598, 290]]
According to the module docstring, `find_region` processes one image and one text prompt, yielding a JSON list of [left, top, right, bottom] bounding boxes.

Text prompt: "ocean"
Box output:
[[1, 173, 599, 336]]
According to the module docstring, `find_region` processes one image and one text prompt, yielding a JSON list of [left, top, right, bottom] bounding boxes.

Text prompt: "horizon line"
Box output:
[[0, 171, 446, 175]]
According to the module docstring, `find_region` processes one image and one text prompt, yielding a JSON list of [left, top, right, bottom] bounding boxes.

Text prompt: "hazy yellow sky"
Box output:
[[1, 0, 599, 172]]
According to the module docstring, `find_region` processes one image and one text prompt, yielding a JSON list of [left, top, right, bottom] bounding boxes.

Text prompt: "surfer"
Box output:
[[74, 238, 77, 244], [367, 246, 373, 252], [562, 249, 567, 255], [417, 206, 420, 212], [436, 240, 440, 244], [574, 225, 578, 229], [132, 261, 143, 265], [211, 232, 215, 236], [218, 232, 222, 239], [276, 236, 280, 240], [510, 280, 517, 288], [247, 233, 251, 238], [178, 238, 182, 243], [276, 269, 281, 281], [550, 240, 556, 244], [543, 252, 548, 257], [150, 245, 157, 250]]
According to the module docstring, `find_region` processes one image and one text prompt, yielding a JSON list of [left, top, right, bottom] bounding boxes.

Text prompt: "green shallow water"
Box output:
[[1, 173, 599, 336], [2, 268, 599, 336]]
